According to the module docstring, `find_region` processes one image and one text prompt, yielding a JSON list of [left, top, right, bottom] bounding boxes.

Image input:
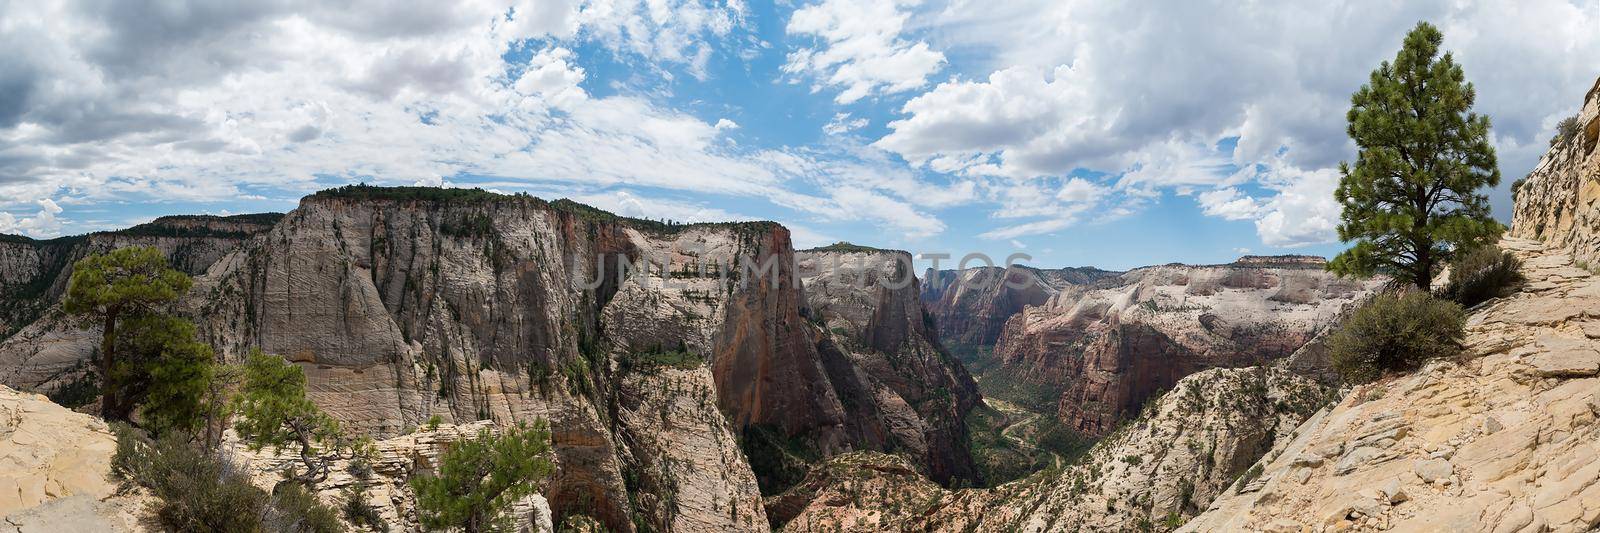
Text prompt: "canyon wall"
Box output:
[[990, 255, 1378, 435], [1510, 78, 1600, 264], [0, 187, 980, 530], [797, 247, 981, 486], [920, 265, 1117, 348]]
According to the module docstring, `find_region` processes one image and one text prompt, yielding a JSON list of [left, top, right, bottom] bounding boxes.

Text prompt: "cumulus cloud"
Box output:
[[879, 0, 1600, 243], [0, 0, 950, 241], [782, 0, 945, 103], [0, 198, 65, 237]]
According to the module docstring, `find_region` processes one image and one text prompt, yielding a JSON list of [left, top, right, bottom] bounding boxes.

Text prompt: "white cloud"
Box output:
[[0, 198, 65, 237], [782, 0, 945, 104], [1197, 188, 1262, 221], [880, 0, 1600, 244], [822, 113, 868, 135], [568, 189, 753, 223]]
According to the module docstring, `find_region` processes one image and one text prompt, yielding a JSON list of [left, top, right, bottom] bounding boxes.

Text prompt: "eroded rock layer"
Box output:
[[797, 247, 981, 486], [771, 364, 1335, 532], [1511, 78, 1600, 264], [1187, 237, 1600, 532], [990, 256, 1378, 434], [0, 188, 981, 530], [920, 265, 1117, 348]]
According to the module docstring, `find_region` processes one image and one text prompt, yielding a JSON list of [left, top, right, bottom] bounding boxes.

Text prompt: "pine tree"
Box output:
[[63, 246, 192, 420], [233, 350, 349, 484], [410, 422, 554, 533], [1329, 22, 1503, 290], [116, 315, 217, 438]]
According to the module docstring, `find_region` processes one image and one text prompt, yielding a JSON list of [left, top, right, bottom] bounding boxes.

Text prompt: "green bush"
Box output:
[[46, 372, 98, 409], [1329, 291, 1465, 384], [263, 483, 346, 533], [111, 424, 344, 533], [341, 484, 389, 532], [1439, 245, 1523, 308]]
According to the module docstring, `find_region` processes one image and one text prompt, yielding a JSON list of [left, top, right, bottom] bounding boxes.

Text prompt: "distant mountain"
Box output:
[[920, 264, 1119, 347]]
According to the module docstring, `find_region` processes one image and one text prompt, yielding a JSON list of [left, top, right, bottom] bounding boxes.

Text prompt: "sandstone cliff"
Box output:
[[0, 214, 280, 391], [920, 264, 1117, 348], [989, 256, 1379, 434], [797, 246, 981, 486], [0, 384, 147, 532], [1185, 236, 1600, 532], [1511, 78, 1600, 263]]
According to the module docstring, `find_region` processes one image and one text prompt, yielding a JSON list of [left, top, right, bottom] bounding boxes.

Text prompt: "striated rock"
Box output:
[[1511, 77, 1600, 265], [0, 214, 280, 390], [987, 256, 1380, 434], [796, 246, 980, 486], [919, 264, 1116, 347], [0, 188, 989, 530]]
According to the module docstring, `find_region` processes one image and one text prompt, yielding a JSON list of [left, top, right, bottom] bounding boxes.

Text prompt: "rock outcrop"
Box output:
[[990, 256, 1379, 434], [920, 264, 1117, 348], [1186, 237, 1600, 532], [0, 385, 146, 531], [797, 246, 981, 486], [1511, 77, 1600, 264]]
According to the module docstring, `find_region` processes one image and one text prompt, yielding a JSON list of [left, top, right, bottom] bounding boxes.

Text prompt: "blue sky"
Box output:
[[2, 0, 1598, 270]]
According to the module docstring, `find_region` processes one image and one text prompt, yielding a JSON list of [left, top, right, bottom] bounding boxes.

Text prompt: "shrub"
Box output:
[[1439, 245, 1523, 308], [112, 424, 268, 532], [112, 424, 346, 532], [341, 484, 389, 532], [1552, 115, 1581, 147], [263, 483, 346, 533], [1329, 291, 1465, 384], [46, 371, 99, 409]]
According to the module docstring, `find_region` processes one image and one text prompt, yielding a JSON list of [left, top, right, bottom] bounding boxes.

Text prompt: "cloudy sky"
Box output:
[[1, 0, 1597, 270]]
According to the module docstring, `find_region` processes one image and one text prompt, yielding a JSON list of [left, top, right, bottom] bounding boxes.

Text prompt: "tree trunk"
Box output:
[[99, 312, 120, 421], [1415, 248, 1433, 291]]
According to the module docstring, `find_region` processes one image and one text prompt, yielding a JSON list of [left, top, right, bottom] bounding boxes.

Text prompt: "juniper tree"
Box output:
[[1328, 22, 1503, 290], [63, 246, 192, 420], [233, 350, 351, 484], [410, 422, 554, 533]]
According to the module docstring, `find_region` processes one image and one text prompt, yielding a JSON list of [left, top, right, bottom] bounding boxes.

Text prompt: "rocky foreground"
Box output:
[[1186, 237, 1600, 532]]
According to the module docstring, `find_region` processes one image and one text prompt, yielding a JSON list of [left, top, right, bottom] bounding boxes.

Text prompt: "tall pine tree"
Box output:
[[1329, 21, 1502, 290]]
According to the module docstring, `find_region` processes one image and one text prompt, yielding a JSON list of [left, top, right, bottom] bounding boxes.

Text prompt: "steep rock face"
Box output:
[[1511, 78, 1600, 264], [181, 190, 846, 529], [0, 214, 280, 390], [920, 265, 1117, 347], [990, 256, 1378, 434], [771, 365, 1334, 532], [1187, 237, 1600, 532], [797, 248, 981, 486]]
